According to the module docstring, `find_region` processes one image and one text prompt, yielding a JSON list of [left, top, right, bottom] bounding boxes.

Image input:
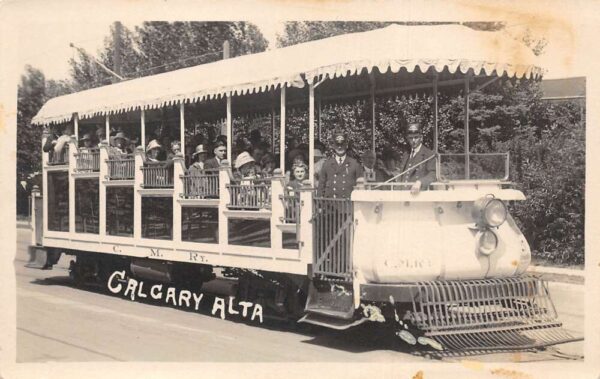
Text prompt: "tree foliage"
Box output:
[[69, 21, 268, 90]]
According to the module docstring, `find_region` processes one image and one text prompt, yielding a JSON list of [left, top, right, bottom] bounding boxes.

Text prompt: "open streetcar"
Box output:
[[26, 24, 581, 356]]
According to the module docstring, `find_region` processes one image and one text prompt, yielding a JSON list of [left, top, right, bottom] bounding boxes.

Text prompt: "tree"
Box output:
[[69, 21, 268, 90]]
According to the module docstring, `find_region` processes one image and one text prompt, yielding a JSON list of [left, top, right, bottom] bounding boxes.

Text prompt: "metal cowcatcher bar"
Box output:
[[408, 276, 583, 356]]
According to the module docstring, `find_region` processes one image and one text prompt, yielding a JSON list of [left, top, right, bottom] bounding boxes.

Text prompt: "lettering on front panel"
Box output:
[[384, 258, 433, 269], [149, 248, 163, 258]]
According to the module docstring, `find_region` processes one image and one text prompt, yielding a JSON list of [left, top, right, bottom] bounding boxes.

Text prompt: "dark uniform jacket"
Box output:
[[204, 157, 222, 171], [317, 155, 363, 198], [399, 145, 437, 190]]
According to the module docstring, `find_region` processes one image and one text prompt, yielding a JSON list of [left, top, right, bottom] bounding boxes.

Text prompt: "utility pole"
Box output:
[[223, 40, 230, 59], [70, 43, 125, 81], [113, 21, 123, 81]]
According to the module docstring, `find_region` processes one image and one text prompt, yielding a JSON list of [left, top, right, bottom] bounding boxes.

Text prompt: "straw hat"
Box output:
[[192, 144, 208, 156], [80, 133, 92, 141], [234, 151, 255, 169], [314, 148, 324, 158], [146, 139, 162, 151]]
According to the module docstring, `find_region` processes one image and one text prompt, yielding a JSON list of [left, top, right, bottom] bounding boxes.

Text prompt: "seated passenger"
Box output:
[[189, 144, 208, 174], [42, 125, 60, 155], [399, 122, 436, 194], [54, 124, 73, 154], [285, 152, 306, 181], [204, 140, 226, 170], [260, 153, 276, 178], [110, 132, 132, 156], [234, 151, 257, 180], [95, 127, 106, 145], [79, 133, 94, 150], [287, 162, 308, 193], [146, 139, 165, 163]]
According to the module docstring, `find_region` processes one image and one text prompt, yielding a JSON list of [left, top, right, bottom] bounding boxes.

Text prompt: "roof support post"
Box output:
[[433, 72, 439, 154], [369, 73, 376, 153], [464, 72, 471, 180], [317, 95, 322, 141], [180, 102, 185, 158], [308, 82, 315, 185], [105, 115, 110, 146], [271, 105, 275, 154], [74, 113, 79, 142], [226, 94, 232, 164], [280, 86, 286, 172], [141, 109, 146, 150]]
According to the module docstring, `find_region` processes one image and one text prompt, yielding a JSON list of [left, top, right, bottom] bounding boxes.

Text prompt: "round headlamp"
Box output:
[[472, 197, 507, 228], [477, 229, 498, 255]]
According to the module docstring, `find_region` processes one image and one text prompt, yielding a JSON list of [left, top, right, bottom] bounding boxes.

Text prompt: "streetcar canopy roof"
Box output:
[[32, 24, 542, 126]]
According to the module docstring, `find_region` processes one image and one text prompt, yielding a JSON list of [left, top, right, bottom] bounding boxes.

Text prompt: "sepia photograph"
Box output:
[[2, 0, 597, 378]]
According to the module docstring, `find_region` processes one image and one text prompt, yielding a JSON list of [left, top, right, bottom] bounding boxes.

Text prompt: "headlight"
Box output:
[[472, 197, 507, 227], [477, 230, 498, 255]]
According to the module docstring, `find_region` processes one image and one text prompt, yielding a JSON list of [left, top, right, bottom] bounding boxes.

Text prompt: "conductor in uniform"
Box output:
[[399, 122, 437, 194], [318, 129, 363, 198]]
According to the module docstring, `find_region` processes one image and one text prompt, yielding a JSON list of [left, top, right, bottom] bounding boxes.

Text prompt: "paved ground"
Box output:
[[15, 228, 584, 362]]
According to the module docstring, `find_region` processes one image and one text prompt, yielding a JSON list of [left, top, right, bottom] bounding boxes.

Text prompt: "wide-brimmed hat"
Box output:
[[80, 133, 92, 141], [314, 148, 324, 158], [146, 139, 162, 151], [234, 151, 255, 169], [114, 132, 129, 142], [192, 144, 208, 156]]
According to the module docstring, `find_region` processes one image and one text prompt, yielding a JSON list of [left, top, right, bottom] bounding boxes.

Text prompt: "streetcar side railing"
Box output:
[[47, 146, 69, 166], [141, 163, 174, 188], [75, 148, 100, 172], [226, 178, 271, 210], [279, 192, 301, 224], [106, 155, 135, 180], [181, 169, 220, 199]]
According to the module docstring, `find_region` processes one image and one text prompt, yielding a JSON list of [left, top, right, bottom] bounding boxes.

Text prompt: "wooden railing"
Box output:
[[141, 163, 174, 188], [107, 155, 135, 180], [280, 192, 300, 223], [226, 178, 271, 210], [47, 146, 69, 166], [181, 169, 220, 199], [75, 148, 100, 172]]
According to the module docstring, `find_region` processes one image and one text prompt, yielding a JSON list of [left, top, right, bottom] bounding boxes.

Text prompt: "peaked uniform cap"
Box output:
[[407, 122, 423, 134]]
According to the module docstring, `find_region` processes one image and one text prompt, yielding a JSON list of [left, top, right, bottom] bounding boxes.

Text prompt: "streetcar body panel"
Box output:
[[352, 185, 531, 283]]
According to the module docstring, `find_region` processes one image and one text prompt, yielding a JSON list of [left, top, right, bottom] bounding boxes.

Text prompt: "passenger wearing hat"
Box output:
[[189, 144, 208, 174], [146, 139, 164, 163], [398, 122, 436, 194], [313, 147, 327, 187], [80, 133, 95, 149], [234, 151, 257, 179], [110, 131, 132, 156], [204, 139, 227, 170], [317, 129, 363, 199]]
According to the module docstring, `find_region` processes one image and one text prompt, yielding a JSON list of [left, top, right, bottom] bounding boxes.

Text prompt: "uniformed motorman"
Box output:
[[317, 129, 363, 198], [398, 122, 436, 194]]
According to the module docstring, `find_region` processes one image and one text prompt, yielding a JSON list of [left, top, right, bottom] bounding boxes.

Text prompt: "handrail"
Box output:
[[373, 154, 436, 189]]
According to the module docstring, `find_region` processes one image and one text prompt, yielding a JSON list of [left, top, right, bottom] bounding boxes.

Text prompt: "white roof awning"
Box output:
[[32, 24, 542, 126]]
